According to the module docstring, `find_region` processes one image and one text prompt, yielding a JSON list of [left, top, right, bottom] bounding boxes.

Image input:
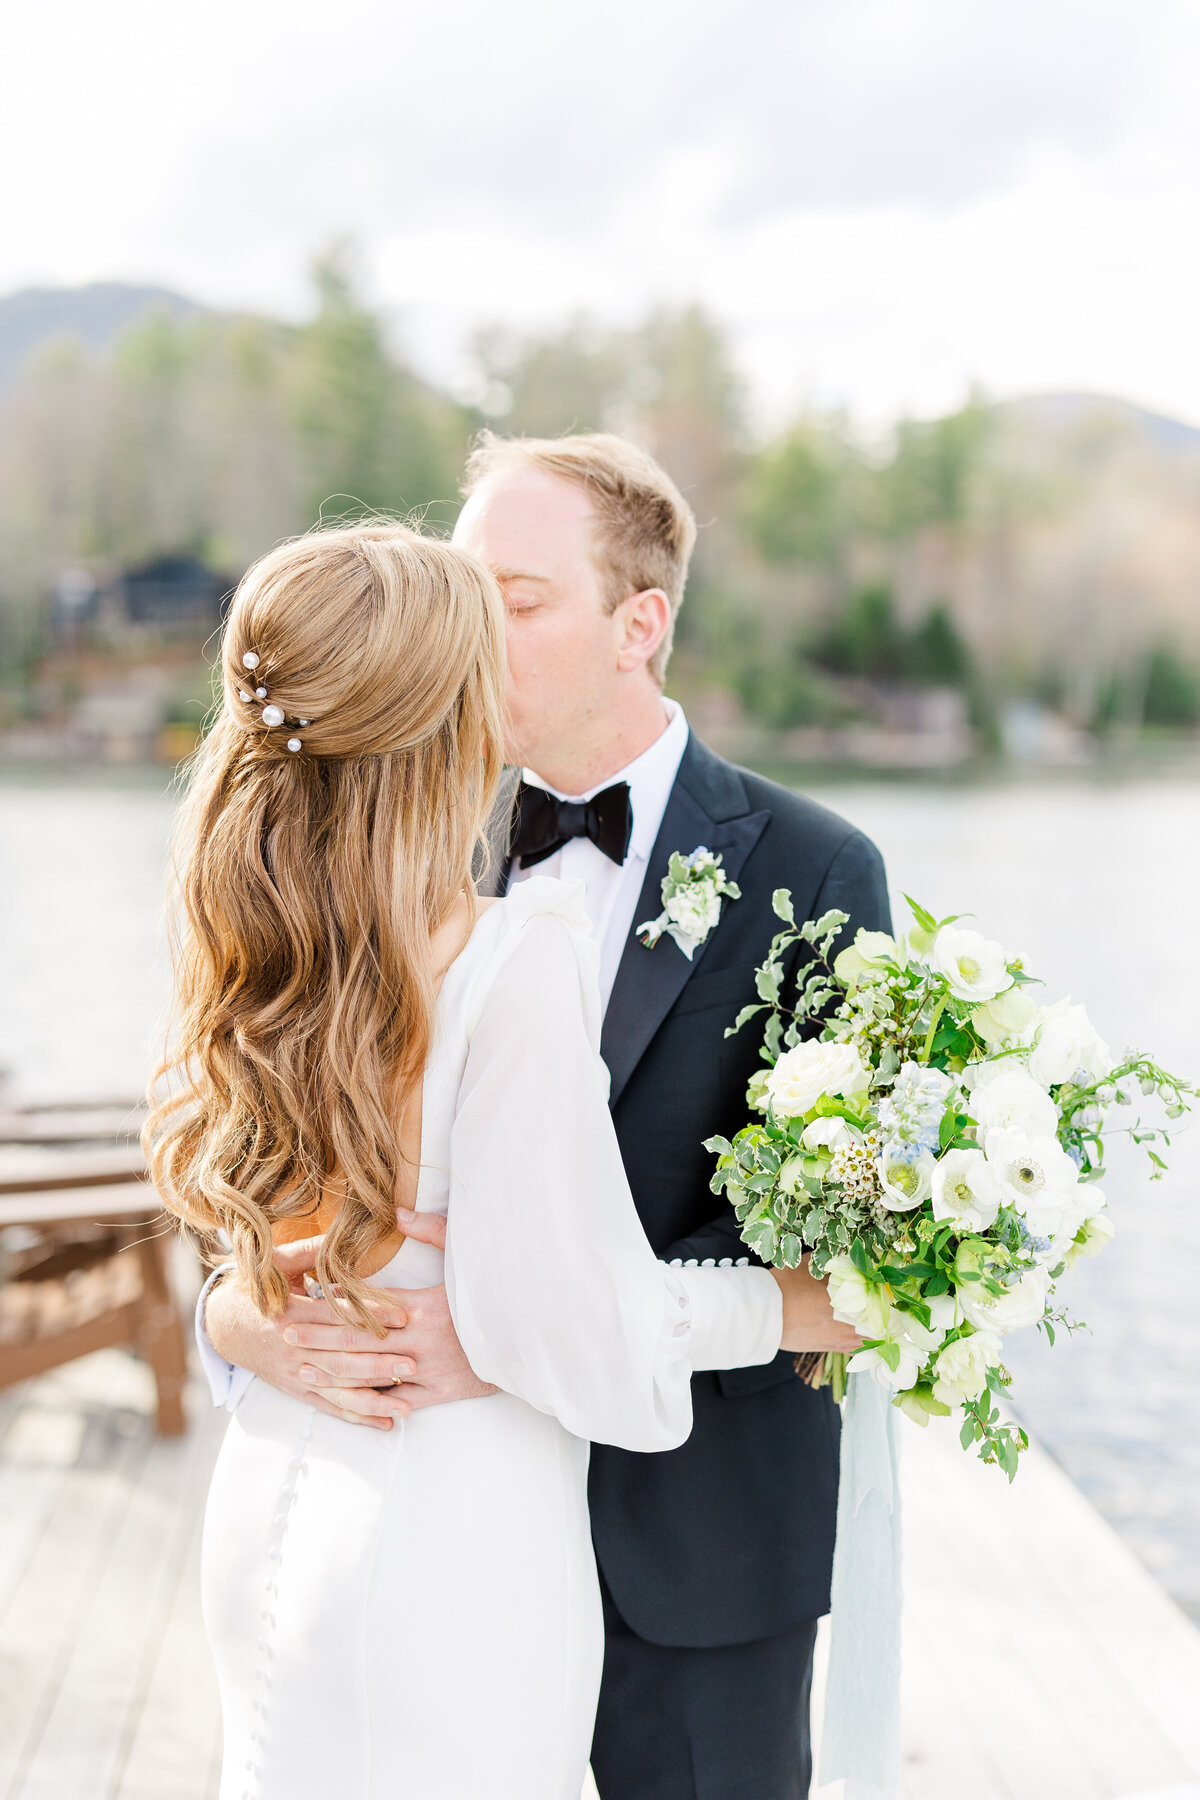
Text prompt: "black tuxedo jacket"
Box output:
[[486, 734, 891, 1649]]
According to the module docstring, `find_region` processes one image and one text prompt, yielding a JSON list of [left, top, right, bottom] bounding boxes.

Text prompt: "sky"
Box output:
[[5, 0, 1200, 428]]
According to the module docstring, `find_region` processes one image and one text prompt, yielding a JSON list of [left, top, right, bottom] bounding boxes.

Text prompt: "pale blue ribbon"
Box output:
[[818, 1372, 902, 1799]]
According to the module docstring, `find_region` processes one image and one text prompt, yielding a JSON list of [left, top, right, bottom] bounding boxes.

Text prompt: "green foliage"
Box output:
[[812, 584, 906, 681], [1142, 645, 1200, 727], [811, 586, 973, 689], [742, 424, 842, 565], [878, 397, 991, 533], [903, 602, 970, 685]]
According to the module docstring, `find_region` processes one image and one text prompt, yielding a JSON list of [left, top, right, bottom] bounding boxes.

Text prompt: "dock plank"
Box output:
[[113, 1405, 225, 1800], [18, 1394, 220, 1800]]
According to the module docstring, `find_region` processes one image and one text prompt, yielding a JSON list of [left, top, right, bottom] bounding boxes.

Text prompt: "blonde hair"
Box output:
[[144, 521, 506, 1330], [462, 430, 697, 685]]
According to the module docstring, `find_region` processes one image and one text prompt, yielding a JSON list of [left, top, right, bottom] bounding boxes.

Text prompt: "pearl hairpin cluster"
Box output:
[[237, 652, 309, 753]]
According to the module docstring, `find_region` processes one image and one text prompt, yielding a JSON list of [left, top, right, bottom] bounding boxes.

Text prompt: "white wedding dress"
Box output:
[[201, 879, 703, 1800]]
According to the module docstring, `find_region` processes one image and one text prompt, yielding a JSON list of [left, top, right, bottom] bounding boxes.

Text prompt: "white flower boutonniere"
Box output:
[[637, 846, 741, 960]]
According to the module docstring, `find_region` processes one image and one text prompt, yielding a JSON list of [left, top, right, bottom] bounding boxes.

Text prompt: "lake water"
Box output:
[[1, 766, 1197, 1619]]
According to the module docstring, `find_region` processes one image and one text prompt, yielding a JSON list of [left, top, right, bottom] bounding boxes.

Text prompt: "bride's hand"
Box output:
[[770, 1255, 863, 1355]]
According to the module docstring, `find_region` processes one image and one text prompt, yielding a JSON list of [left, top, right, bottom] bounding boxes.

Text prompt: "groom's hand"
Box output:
[[771, 1256, 863, 1355], [230, 1206, 497, 1425], [204, 1272, 413, 1430]]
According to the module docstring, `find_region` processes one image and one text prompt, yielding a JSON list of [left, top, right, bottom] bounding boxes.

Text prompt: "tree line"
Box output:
[[2, 249, 1198, 736]]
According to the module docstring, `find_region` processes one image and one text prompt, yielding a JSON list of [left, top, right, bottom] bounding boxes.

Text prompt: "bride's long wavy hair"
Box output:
[[144, 521, 506, 1329]]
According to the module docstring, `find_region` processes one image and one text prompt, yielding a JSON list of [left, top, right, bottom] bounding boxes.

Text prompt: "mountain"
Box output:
[[996, 391, 1200, 456], [0, 282, 204, 393]]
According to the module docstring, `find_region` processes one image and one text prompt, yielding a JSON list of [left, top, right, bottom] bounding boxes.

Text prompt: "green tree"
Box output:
[[1142, 645, 1200, 726], [877, 397, 990, 534], [813, 584, 906, 681], [742, 424, 843, 565], [292, 245, 468, 527], [903, 602, 971, 685]]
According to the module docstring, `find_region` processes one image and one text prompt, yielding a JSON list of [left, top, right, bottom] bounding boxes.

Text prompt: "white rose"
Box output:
[[967, 1064, 1059, 1140], [877, 1145, 936, 1212], [931, 1147, 1004, 1231], [765, 1041, 868, 1120], [665, 884, 722, 942], [833, 929, 901, 985], [984, 1129, 1080, 1234], [801, 1115, 853, 1151], [971, 985, 1040, 1049], [849, 1340, 922, 1394], [929, 926, 1011, 1003], [959, 1263, 1051, 1334], [1027, 997, 1114, 1090], [826, 1255, 891, 1337], [931, 1329, 1003, 1405]]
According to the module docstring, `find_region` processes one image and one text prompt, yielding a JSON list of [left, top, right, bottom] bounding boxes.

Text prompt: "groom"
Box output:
[[198, 431, 891, 1799]]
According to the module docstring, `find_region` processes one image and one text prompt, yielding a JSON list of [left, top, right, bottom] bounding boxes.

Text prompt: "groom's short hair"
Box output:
[[462, 431, 697, 686]]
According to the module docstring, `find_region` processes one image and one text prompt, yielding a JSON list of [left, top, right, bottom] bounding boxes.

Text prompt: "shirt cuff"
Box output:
[[195, 1266, 255, 1412], [669, 1264, 783, 1371]]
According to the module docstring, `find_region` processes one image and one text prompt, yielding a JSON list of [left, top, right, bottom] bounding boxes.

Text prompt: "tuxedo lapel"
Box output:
[[601, 737, 769, 1108]]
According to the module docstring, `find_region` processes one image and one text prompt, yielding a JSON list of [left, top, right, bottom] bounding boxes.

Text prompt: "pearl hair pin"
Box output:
[[238, 646, 308, 752]]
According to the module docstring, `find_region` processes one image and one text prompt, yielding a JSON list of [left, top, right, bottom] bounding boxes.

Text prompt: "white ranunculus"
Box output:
[[931, 1329, 1003, 1405], [1027, 997, 1115, 1090], [959, 1263, 1051, 1334], [929, 925, 1011, 1003], [984, 1129, 1079, 1234], [833, 929, 901, 985], [970, 985, 1040, 1050], [664, 883, 723, 943], [849, 1340, 922, 1394], [877, 1145, 936, 1212], [826, 1255, 892, 1338], [765, 1040, 868, 1120], [931, 1147, 1004, 1231], [967, 1064, 1059, 1140], [801, 1115, 853, 1151]]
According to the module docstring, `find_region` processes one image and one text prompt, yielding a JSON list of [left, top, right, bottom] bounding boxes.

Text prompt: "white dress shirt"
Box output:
[[195, 701, 781, 1408]]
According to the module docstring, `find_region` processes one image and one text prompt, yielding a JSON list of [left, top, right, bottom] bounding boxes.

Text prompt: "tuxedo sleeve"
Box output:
[[659, 826, 892, 1274]]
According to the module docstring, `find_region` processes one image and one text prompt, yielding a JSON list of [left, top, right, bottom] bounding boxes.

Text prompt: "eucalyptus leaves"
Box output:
[[705, 893, 1195, 1478]]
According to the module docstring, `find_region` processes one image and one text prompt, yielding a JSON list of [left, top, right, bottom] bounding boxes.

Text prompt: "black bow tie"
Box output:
[[512, 779, 633, 869]]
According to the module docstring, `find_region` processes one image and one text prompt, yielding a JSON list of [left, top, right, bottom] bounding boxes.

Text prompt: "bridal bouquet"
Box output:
[[705, 894, 1195, 1478]]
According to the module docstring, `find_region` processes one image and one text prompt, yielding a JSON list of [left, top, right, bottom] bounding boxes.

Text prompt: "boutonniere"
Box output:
[[637, 847, 741, 960]]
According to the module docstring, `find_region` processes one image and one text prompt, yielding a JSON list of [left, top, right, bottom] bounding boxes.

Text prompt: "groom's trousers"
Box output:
[[590, 1570, 818, 1800]]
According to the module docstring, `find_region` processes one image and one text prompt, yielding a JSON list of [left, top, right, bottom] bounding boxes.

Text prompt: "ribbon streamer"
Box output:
[[818, 1371, 902, 1799]]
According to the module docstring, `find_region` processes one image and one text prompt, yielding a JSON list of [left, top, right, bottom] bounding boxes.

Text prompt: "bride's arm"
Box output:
[[444, 913, 701, 1452]]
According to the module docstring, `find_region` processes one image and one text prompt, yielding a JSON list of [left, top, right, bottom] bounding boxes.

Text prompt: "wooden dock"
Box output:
[[2, 1345, 1199, 1800]]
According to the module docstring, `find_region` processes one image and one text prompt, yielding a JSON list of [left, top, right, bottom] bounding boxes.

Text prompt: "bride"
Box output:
[[147, 522, 735, 1799]]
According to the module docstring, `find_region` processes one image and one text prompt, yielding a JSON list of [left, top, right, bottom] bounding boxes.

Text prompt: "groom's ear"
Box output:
[[614, 588, 671, 674]]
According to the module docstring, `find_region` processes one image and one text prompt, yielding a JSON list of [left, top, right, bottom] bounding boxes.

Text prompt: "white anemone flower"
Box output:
[[931, 1147, 1004, 1231], [929, 925, 1011, 1003], [984, 1129, 1079, 1234]]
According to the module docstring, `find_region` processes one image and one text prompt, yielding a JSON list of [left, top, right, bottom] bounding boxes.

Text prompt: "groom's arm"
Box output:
[[199, 1238, 495, 1427]]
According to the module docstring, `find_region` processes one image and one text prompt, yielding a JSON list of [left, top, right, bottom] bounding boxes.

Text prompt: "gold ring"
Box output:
[[391, 1374, 405, 1387]]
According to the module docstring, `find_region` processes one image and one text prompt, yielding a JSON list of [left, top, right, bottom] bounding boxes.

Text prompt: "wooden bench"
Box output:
[[0, 1158, 189, 1436]]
